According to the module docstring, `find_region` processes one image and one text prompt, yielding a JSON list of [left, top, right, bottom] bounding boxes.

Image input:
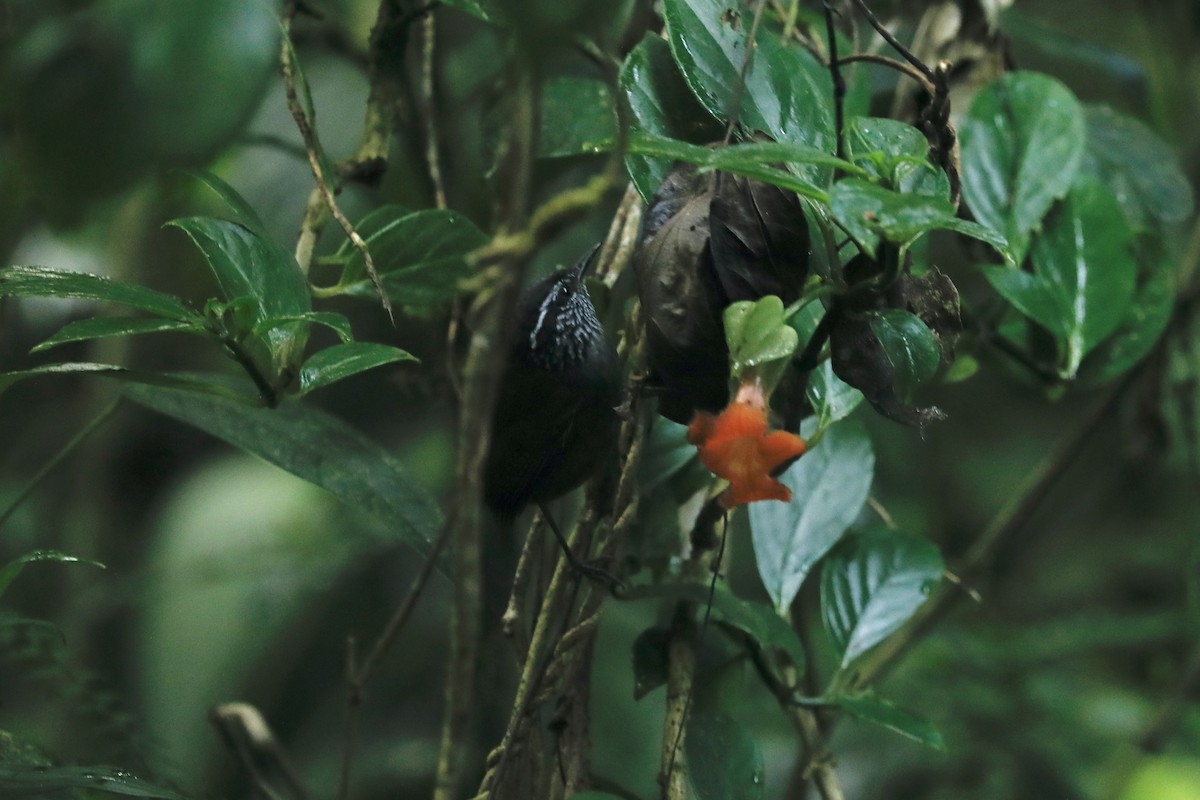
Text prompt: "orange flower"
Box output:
[[687, 400, 807, 508]]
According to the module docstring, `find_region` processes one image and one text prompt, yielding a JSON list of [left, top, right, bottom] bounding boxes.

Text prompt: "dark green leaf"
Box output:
[[567, 793, 628, 800], [298, 343, 417, 396], [253, 311, 354, 344], [834, 691, 946, 750], [638, 419, 697, 494], [620, 34, 723, 199], [960, 71, 1086, 261], [983, 179, 1137, 377], [1079, 268, 1175, 386], [330, 209, 488, 314], [1081, 105, 1194, 230], [539, 75, 616, 158], [167, 216, 310, 371], [830, 179, 1007, 257], [662, 0, 832, 172], [31, 317, 204, 353], [807, 360, 864, 426], [182, 169, 270, 238], [0, 550, 105, 599], [122, 383, 444, 561], [0, 266, 197, 321], [0, 363, 256, 401], [0, 764, 187, 799], [868, 310, 941, 402], [331, 205, 412, 256], [749, 418, 874, 611], [820, 528, 943, 668], [631, 626, 672, 700], [440, 0, 495, 21], [686, 711, 765, 800]]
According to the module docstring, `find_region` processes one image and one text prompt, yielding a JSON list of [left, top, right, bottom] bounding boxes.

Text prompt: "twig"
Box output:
[[824, 1, 846, 161], [660, 606, 695, 800], [722, 0, 768, 146], [337, 524, 450, 800], [848, 0, 935, 82], [211, 703, 311, 800], [421, 11, 448, 209], [0, 397, 120, 530]]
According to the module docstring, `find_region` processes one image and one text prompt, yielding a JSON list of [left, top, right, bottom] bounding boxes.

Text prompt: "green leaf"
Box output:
[[539, 75, 616, 158], [1081, 105, 1195, 230], [567, 794, 628, 800], [182, 169, 271, 238], [0, 363, 256, 401], [686, 711, 765, 800], [1079, 268, 1175, 386], [867, 310, 941, 403], [724, 295, 799, 377], [807, 360, 864, 426], [834, 691, 946, 750], [749, 418, 874, 611], [983, 179, 1137, 377], [0, 266, 197, 321], [620, 34, 723, 199], [0, 550, 105, 599], [844, 117, 947, 198], [31, 317, 204, 353], [122, 383, 445, 562], [439, 0, 496, 21], [330, 208, 488, 314], [830, 179, 1008, 257], [662, 0, 833, 174], [820, 528, 943, 668], [167, 216, 310, 372], [0, 764, 188, 799], [960, 71, 1087, 261], [298, 343, 417, 395], [252, 311, 354, 344], [638, 419, 697, 494]]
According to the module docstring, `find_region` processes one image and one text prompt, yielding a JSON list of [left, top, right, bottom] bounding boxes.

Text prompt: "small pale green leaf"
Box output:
[[0, 550, 105, 598], [844, 117, 947, 197], [0, 764, 187, 799], [821, 528, 944, 668], [868, 310, 941, 402], [749, 418, 874, 611], [686, 711, 765, 800], [725, 295, 798, 375], [960, 71, 1087, 261], [835, 691, 946, 750], [298, 343, 417, 395], [332, 208, 488, 313], [0, 266, 197, 321], [31, 317, 204, 353], [1081, 105, 1194, 230], [122, 383, 444, 561]]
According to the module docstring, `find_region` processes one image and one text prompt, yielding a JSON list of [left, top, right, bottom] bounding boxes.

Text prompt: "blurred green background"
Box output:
[[1, 1, 1199, 798]]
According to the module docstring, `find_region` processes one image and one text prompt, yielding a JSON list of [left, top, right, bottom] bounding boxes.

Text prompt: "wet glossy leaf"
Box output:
[[821, 528, 944, 668], [868, 310, 941, 403], [724, 296, 799, 376], [662, 0, 832, 174], [960, 71, 1086, 260], [983, 179, 1136, 377], [1081, 105, 1194, 230], [686, 711, 765, 800], [332, 208, 488, 314], [1079, 268, 1175, 386], [0, 764, 188, 799], [123, 384, 445, 562], [844, 117, 947, 197], [0, 266, 197, 322], [0, 363, 254, 401], [539, 75, 616, 158], [620, 34, 723, 199], [749, 418, 874, 611], [31, 317, 204, 353], [0, 550, 105, 599], [297, 343, 417, 396], [807, 360, 865, 426], [835, 691, 946, 750], [252, 311, 354, 344]]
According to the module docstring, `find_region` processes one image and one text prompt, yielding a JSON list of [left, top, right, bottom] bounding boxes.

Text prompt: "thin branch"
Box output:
[[421, 11, 448, 209], [211, 703, 311, 800], [848, 0, 935, 82], [824, 1, 846, 161], [839, 52, 936, 96], [722, 0, 768, 146]]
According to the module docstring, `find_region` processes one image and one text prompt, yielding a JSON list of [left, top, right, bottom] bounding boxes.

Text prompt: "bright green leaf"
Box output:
[[960, 71, 1087, 261], [834, 691, 946, 750], [724, 296, 799, 376], [0, 266, 197, 321], [868, 310, 941, 403], [686, 711, 766, 800], [749, 418, 874, 611], [844, 117, 947, 197], [298, 343, 417, 395], [820, 528, 944, 668], [122, 383, 445, 562], [0, 550, 105, 599], [31, 317, 204, 353]]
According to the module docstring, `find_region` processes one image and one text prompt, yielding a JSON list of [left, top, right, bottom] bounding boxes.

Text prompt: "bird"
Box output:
[[483, 244, 622, 583]]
